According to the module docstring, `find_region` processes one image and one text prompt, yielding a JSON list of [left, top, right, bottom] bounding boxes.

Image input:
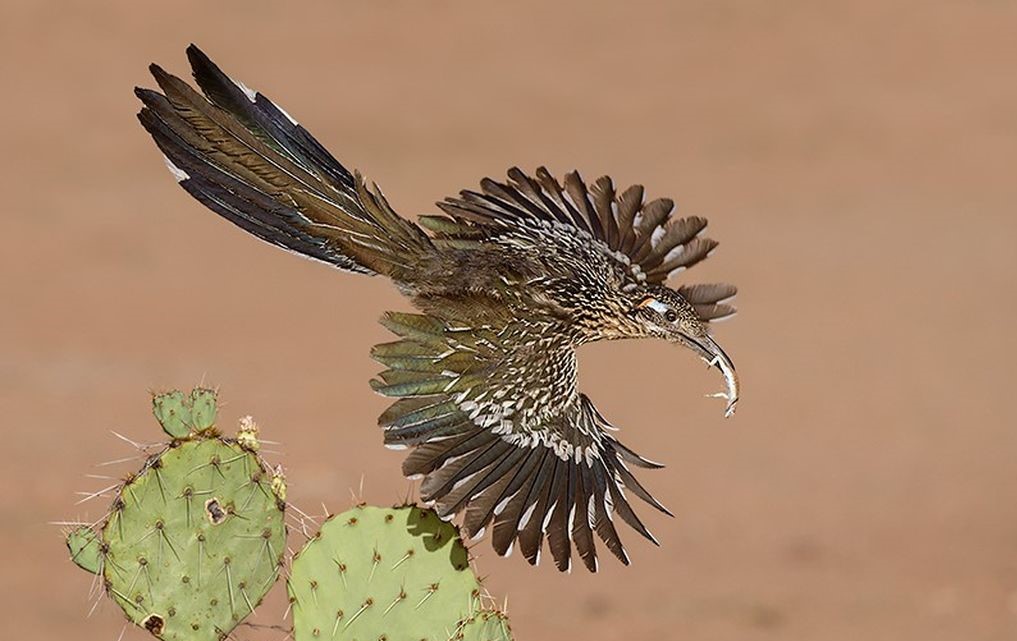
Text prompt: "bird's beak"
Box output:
[[677, 333, 739, 418]]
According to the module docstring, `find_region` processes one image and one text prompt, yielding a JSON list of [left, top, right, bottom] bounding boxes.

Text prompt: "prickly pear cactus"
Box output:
[[453, 608, 514, 641], [66, 389, 286, 641], [68, 388, 516, 641], [288, 505, 480, 641]]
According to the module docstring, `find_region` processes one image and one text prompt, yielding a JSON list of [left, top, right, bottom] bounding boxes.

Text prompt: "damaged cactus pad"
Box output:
[[66, 389, 286, 641]]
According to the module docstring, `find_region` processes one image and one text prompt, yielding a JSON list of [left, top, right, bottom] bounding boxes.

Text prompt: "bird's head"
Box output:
[[622, 284, 740, 417]]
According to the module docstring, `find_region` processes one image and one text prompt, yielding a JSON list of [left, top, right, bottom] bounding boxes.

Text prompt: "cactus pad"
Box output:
[[288, 505, 479, 641], [67, 525, 103, 574], [453, 609, 514, 641], [188, 388, 218, 432], [99, 436, 285, 640], [152, 391, 191, 438]]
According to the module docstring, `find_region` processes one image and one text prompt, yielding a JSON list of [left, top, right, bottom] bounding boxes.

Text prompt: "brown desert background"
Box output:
[[2, 1, 1016, 640]]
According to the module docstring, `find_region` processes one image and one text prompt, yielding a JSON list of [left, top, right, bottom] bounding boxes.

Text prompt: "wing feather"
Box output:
[[435, 167, 724, 287]]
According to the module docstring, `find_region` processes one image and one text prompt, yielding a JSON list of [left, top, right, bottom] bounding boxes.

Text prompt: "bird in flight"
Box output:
[[136, 46, 739, 573]]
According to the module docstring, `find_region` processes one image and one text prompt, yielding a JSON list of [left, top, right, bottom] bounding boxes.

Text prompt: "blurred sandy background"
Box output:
[[2, 1, 1016, 639]]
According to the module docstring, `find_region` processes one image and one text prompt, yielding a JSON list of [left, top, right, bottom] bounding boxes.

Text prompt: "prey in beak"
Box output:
[[679, 333, 739, 417]]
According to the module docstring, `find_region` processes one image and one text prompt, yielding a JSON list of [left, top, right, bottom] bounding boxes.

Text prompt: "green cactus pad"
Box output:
[[189, 388, 218, 432], [152, 391, 192, 439], [67, 525, 103, 574], [288, 505, 479, 641], [453, 609, 514, 641], [100, 437, 285, 641]]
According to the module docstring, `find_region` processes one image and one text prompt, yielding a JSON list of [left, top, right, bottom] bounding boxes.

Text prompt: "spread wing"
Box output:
[[422, 166, 727, 295], [370, 309, 670, 573]]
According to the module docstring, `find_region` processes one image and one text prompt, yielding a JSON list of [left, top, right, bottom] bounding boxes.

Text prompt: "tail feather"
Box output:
[[185, 45, 356, 192], [136, 45, 432, 278], [137, 93, 367, 271]]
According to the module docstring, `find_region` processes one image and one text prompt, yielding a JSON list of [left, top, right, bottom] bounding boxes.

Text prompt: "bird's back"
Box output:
[[406, 214, 635, 347]]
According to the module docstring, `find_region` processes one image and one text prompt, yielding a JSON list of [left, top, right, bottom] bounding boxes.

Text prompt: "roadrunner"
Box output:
[[136, 46, 739, 573]]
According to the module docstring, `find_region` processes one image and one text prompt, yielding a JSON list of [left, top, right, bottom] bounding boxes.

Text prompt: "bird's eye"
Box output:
[[664, 310, 678, 323]]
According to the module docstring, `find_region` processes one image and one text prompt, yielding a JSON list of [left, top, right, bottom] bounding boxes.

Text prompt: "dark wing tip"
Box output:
[[186, 45, 224, 88], [147, 62, 169, 81], [185, 45, 212, 73]]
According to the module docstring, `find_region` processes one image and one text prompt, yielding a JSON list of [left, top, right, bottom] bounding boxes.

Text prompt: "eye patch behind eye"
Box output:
[[637, 297, 670, 314]]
